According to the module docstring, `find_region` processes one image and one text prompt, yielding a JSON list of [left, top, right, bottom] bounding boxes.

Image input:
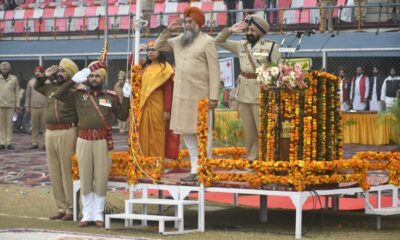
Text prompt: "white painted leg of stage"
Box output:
[[158, 190, 164, 214], [142, 185, 148, 226], [233, 193, 238, 207], [127, 185, 134, 227], [73, 181, 80, 221], [289, 192, 308, 240], [260, 195, 268, 222], [392, 185, 398, 207], [199, 184, 205, 232]]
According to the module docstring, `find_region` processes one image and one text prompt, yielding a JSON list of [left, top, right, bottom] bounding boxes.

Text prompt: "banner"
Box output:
[[219, 57, 235, 89]]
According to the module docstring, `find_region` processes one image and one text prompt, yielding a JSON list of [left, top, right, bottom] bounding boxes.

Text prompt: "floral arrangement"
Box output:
[[69, 68, 398, 192], [256, 63, 308, 90]]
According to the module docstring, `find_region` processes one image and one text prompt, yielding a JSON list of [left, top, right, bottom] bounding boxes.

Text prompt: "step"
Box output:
[[365, 207, 400, 216], [105, 213, 182, 233], [106, 213, 181, 222], [126, 198, 198, 206]]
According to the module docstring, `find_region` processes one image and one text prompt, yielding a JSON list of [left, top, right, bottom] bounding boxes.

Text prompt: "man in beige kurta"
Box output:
[[0, 62, 20, 150], [155, 6, 220, 181], [215, 15, 281, 161]]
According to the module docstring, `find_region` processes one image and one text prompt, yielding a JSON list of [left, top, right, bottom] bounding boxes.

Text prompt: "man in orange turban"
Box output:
[[154, 6, 220, 181], [183, 6, 205, 27]]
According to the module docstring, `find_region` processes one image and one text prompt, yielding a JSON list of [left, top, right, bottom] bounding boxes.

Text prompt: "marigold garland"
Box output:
[[70, 68, 397, 193]]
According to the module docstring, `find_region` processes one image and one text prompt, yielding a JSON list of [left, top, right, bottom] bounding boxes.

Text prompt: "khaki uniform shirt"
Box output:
[[215, 28, 281, 104], [53, 81, 129, 129], [25, 78, 48, 108], [34, 77, 78, 124], [0, 74, 20, 108], [155, 29, 220, 134]]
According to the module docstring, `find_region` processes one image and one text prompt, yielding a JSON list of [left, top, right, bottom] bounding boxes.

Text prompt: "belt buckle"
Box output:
[[92, 129, 98, 138]]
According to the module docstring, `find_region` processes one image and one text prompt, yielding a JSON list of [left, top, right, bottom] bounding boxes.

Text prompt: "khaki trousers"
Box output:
[[31, 107, 46, 146], [76, 138, 111, 197], [320, 1, 334, 32], [45, 127, 77, 214], [0, 107, 14, 145], [238, 102, 260, 160]]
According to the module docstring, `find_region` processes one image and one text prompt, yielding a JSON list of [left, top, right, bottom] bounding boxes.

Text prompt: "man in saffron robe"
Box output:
[[139, 41, 175, 158]]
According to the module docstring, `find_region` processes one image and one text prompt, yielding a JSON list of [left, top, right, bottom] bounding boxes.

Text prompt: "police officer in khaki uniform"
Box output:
[[25, 66, 48, 149], [53, 61, 130, 227], [113, 70, 128, 134], [215, 15, 281, 161], [34, 58, 79, 221], [318, 0, 336, 33], [0, 62, 20, 150]]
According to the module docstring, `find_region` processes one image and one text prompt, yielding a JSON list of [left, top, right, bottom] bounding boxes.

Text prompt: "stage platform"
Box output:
[[73, 170, 399, 239]]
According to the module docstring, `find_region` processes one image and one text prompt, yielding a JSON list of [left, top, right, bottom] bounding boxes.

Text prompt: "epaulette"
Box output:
[[75, 83, 88, 91], [106, 90, 117, 96]]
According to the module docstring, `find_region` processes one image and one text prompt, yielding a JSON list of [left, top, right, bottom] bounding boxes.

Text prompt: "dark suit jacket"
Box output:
[[368, 74, 385, 101]]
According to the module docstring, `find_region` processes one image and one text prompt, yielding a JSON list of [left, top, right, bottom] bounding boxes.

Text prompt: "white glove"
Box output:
[[72, 68, 91, 83], [122, 81, 131, 98]]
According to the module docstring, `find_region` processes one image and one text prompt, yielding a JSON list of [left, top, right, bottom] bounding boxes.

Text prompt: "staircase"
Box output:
[[105, 184, 205, 235], [364, 184, 400, 230]]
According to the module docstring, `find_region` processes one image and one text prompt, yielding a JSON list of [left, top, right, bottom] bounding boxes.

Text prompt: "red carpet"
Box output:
[[145, 190, 394, 211]]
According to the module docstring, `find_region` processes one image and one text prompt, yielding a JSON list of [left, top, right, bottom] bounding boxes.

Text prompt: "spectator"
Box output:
[[25, 66, 48, 149], [0, 62, 20, 150], [265, 0, 277, 26], [141, 0, 155, 36], [338, 67, 351, 111], [381, 68, 400, 109], [318, 0, 335, 33], [368, 66, 385, 112], [242, 0, 255, 15], [350, 66, 369, 111], [225, 0, 238, 26]]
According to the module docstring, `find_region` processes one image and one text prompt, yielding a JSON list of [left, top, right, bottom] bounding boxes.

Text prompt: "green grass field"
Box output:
[[1, 184, 400, 240]]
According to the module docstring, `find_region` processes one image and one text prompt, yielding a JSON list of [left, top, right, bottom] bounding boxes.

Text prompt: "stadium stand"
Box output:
[[0, 0, 398, 37]]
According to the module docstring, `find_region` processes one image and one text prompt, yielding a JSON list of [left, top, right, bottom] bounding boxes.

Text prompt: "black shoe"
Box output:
[[29, 145, 39, 149], [6, 145, 15, 150], [180, 173, 198, 182], [0, 145, 5, 150]]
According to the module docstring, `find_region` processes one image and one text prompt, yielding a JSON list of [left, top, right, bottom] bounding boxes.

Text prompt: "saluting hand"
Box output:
[[229, 21, 248, 34], [167, 17, 182, 32], [45, 65, 59, 78], [122, 81, 131, 98], [72, 68, 91, 83]]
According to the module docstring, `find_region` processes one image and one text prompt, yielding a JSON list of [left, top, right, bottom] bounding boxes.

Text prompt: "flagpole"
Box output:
[[134, 0, 142, 65], [104, 0, 109, 60]]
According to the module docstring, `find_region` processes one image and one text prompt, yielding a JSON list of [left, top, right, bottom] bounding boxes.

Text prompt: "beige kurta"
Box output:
[[155, 29, 220, 134], [215, 27, 281, 104]]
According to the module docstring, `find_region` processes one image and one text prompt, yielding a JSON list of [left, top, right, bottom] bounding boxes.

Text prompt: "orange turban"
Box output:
[[183, 7, 205, 27]]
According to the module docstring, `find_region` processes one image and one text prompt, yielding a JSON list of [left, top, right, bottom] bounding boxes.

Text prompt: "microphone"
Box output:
[[295, 30, 316, 38]]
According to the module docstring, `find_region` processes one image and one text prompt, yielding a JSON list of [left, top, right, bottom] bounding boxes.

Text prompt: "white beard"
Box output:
[[181, 27, 200, 46]]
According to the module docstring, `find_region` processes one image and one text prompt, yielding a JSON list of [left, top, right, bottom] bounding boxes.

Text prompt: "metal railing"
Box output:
[[0, 3, 399, 40]]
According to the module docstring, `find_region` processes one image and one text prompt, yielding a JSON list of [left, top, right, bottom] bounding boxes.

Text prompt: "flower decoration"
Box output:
[[256, 63, 308, 90]]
